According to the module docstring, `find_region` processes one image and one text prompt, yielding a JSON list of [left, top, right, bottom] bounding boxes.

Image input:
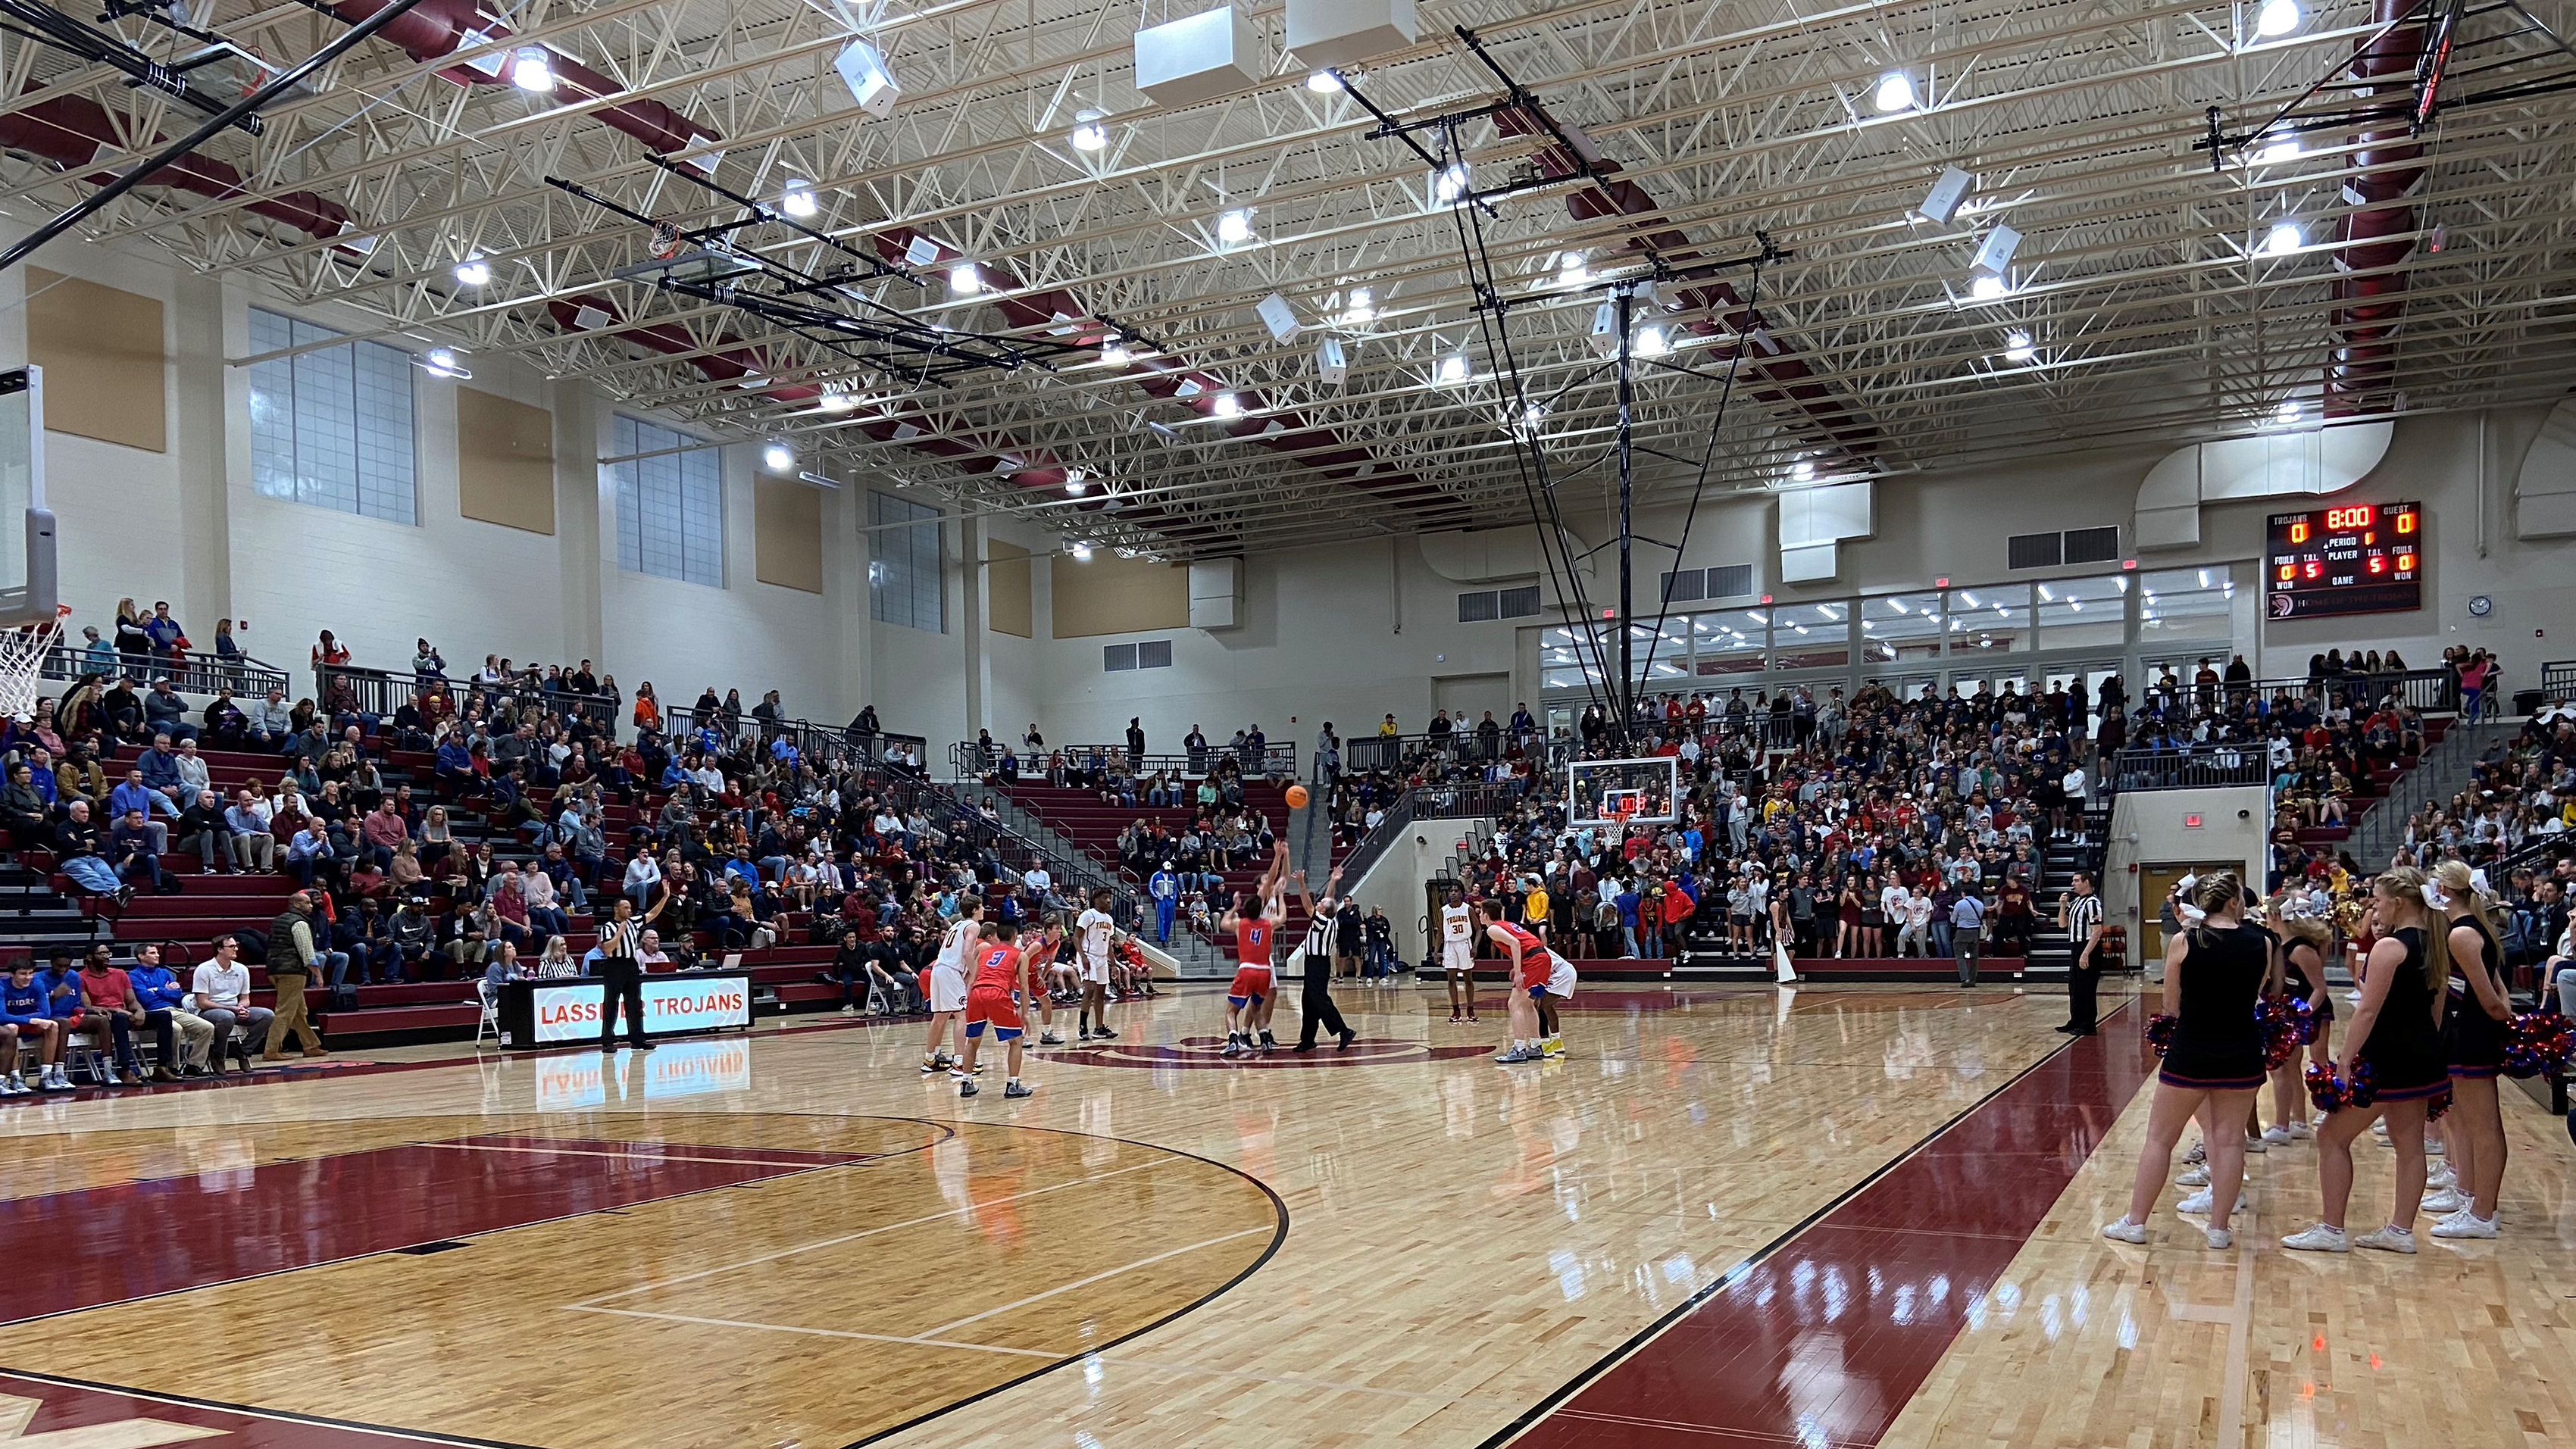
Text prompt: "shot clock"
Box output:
[[2265, 501, 2422, 619]]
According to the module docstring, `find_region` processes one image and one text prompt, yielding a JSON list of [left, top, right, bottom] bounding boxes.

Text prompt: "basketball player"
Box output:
[[1291, 867, 1358, 1051], [956, 921, 1035, 1099], [1538, 940, 1577, 1059], [1481, 910, 1558, 1063], [922, 898, 982, 1077], [1028, 917, 1069, 1045], [1075, 888, 1121, 1041], [1219, 844, 1290, 1055], [1440, 885, 1477, 1023]]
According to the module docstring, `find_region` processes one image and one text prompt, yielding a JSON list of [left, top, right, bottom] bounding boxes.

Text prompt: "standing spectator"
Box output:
[[262, 892, 331, 1060], [312, 629, 351, 672], [143, 601, 186, 662], [1951, 887, 1987, 988], [191, 934, 269, 1076], [112, 598, 151, 668]]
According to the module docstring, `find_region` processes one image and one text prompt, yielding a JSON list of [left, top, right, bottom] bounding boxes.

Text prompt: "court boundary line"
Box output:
[[0, 1116, 953, 1332], [837, 1124, 1293, 1449], [405, 1140, 868, 1170], [1470, 1001, 2135, 1449], [0, 1366, 538, 1449]]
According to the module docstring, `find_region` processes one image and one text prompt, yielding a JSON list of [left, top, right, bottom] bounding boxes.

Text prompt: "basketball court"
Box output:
[[8, 981, 2571, 1449]]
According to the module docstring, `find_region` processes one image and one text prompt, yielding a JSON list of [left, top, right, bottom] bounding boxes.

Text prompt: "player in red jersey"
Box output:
[[1483, 911, 1559, 1063], [957, 921, 1037, 1099], [1219, 842, 1290, 1056]]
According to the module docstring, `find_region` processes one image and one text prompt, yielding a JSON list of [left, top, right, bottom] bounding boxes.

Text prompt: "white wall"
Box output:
[[2104, 785, 2271, 967], [12, 217, 2571, 761], [1345, 818, 1495, 963]]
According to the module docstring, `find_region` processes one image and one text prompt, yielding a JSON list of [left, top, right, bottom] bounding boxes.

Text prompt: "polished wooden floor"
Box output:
[[2, 979, 2568, 1449]]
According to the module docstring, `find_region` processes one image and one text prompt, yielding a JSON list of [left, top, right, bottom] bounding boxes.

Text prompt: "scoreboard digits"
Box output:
[[2265, 501, 2422, 620]]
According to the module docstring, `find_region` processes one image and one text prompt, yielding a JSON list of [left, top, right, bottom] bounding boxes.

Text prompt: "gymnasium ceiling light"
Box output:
[[762, 439, 796, 472], [1065, 467, 1090, 495], [509, 45, 555, 94], [452, 254, 489, 287], [2261, 220, 2304, 255], [2254, 132, 2304, 164], [1633, 324, 1669, 358], [1874, 71, 1916, 114], [1968, 274, 2009, 301], [780, 180, 819, 217], [2255, 0, 2303, 39], [1216, 208, 1254, 245], [1436, 353, 1469, 384], [949, 261, 983, 294], [1099, 336, 1131, 367], [1432, 162, 1470, 205], [1070, 539, 1094, 560], [2004, 329, 2036, 361], [1342, 286, 1375, 324], [818, 389, 857, 413], [1070, 109, 1109, 151], [1211, 391, 1243, 417], [1305, 70, 1343, 92], [420, 347, 470, 379]]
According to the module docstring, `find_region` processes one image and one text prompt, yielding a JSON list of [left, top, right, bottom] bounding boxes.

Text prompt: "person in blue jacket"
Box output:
[[127, 942, 213, 1077], [1149, 863, 1180, 944], [2, 955, 67, 1092]]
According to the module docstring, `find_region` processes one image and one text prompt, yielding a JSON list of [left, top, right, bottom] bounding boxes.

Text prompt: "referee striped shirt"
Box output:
[[2066, 892, 2102, 956], [599, 916, 642, 961]]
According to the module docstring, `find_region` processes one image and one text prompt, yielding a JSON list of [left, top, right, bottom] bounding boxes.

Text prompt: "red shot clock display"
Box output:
[[2265, 501, 2422, 619]]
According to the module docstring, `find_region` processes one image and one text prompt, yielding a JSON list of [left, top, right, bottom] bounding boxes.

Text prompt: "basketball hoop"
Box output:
[[0, 604, 68, 720]]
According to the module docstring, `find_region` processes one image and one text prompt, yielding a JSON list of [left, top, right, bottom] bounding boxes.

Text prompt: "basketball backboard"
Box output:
[[1568, 756, 1680, 827], [0, 367, 58, 628]]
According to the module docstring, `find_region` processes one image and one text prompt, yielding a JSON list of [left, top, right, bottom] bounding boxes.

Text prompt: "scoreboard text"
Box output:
[[2265, 501, 2422, 620]]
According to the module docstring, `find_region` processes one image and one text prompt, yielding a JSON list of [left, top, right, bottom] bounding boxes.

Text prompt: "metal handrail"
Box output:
[[2108, 745, 2271, 791], [2540, 659, 2576, 700], [949, 739, 1297, 780], [43, 643, 287, 700], [2349, 719, 2504, 866], [874, 772, 1143, 930], [1333, 792, 1418, 888], [319, 663, 623, 735]]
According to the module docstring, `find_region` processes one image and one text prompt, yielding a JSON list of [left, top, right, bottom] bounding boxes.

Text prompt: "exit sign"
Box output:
[[2184, 814, 2203, 828]]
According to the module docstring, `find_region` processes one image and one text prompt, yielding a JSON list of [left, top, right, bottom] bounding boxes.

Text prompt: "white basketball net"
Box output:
[[0, 605, 68, 721]]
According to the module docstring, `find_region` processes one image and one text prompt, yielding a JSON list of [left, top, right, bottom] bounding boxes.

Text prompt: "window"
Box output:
[[1540, 625, 1597, 692], [1859, 592, 1941, 666], [869, 491, 943, 631], [1104, 640, 1174, 672], [247, 308, 417, 523], [1770, 601, 1848, 670], [2008, 527, 2119, 570], [1657, 564, 1754, 603], [1689, 609, 1766, 677], [2006, 531, 2062, 570], [2062, 526, 2121, 564], [2034, 574, 2126, 650], [608, 415, 724, 587], [1458, 585, 1543, 622], [2139, 567, 2233, 643], [1946, 584, 2031, 655]]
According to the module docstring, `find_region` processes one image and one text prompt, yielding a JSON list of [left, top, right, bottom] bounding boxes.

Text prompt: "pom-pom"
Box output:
[[2502, 1012, 2576, 1079], [2306, 1060, 2378, 1113], [2257, 995, 2310, 1070], [2146, 1013, 2178, 1058]]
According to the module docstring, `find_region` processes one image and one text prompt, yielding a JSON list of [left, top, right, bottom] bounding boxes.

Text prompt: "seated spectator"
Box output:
[[73, 945, 146, 1085], [143, 680, 196, 744], [226, 789, 277, 872], [52, 801, 126, 901], [0, 762, 48, 850], [110, 767, 176, 846], [176, 789, 236, 875], [1, 954, 67, 1091], [127, 942, 211, 1078]]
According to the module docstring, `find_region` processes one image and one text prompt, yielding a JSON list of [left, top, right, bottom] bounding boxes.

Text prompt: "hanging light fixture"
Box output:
[[1217, 209, 1254, 245], [1305, 70, 1343, 93], [1633, 324, 1669, 358], [2004, 329, 2036, 361], [1874, 70, 1916, 113], [1436, 354, 1469, 385], [1069, 109, 1109, 151], [1433, 163, 1470, 205], [510, 45, 555, 93], [452, 254, 489, 287], [2256, 0, 2303, 39], [1099, 337, 1131, 367], [761, 439, 796, 473], [2262, 220, 2305, 255], [780, 180, 819, 218], [1343, 286, 1375, 325], [1211, 392, 1243, 418], [949, 261, 983, 294], [1064, 467, 1090, 496]]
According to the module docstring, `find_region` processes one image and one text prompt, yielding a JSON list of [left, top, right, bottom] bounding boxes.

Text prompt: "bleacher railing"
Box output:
[[2108, 745, 2271, 791], [2147, 668, 2464, 717], [1333, 781, 1526, 888], [2540, 659, 2576, 701], [318, 664, 622, 735], [45, 643, 287, 700], [947, 740, 1298, 781], [874, 772, 1142, 932]]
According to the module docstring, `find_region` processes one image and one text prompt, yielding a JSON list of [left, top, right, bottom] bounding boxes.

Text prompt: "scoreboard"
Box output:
[[2265, 501, 2422, 619]]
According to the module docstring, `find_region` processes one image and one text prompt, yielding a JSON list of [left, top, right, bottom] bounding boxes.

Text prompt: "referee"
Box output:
[[597, 889, 667, 1053], [2058, 870, 2106, 1035], [1292, 867, 1358, 1051]]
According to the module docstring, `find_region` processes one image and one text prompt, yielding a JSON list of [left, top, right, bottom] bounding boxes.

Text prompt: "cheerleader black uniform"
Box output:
[[2443, 914, 2508, 1080], [2160, 921, 2271, 1091], [2356, 927, 2449, 1101], [2282, 937, 2334, 1028]]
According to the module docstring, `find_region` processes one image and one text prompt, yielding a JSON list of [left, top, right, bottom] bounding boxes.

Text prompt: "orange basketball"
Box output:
[[1285, 784, 1310, 808]]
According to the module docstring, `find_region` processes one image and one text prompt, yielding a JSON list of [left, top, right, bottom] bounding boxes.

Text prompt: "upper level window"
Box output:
[[247, 308, 417, 524]]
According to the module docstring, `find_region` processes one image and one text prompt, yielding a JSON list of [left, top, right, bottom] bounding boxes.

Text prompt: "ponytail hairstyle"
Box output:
[[2430, 859, 2506, 938], [2373, 867, 2449, 991], [2187, 870, 2243, 951], [2267, 888, 2333, 957]]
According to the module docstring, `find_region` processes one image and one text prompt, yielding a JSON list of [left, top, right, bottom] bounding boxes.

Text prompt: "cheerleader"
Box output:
[[2282, 868, 2451, 1254], [2102, 872, 2273, 1249], [2262, 893, 2336, 1145], [2425, 860, 2511, 1238]]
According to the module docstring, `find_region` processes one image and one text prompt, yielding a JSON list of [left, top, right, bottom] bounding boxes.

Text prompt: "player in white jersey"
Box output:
[[923, 898, 982, 1077], [1439, 886, 1479, 1023], [1074, 888, 1121, 1041]]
